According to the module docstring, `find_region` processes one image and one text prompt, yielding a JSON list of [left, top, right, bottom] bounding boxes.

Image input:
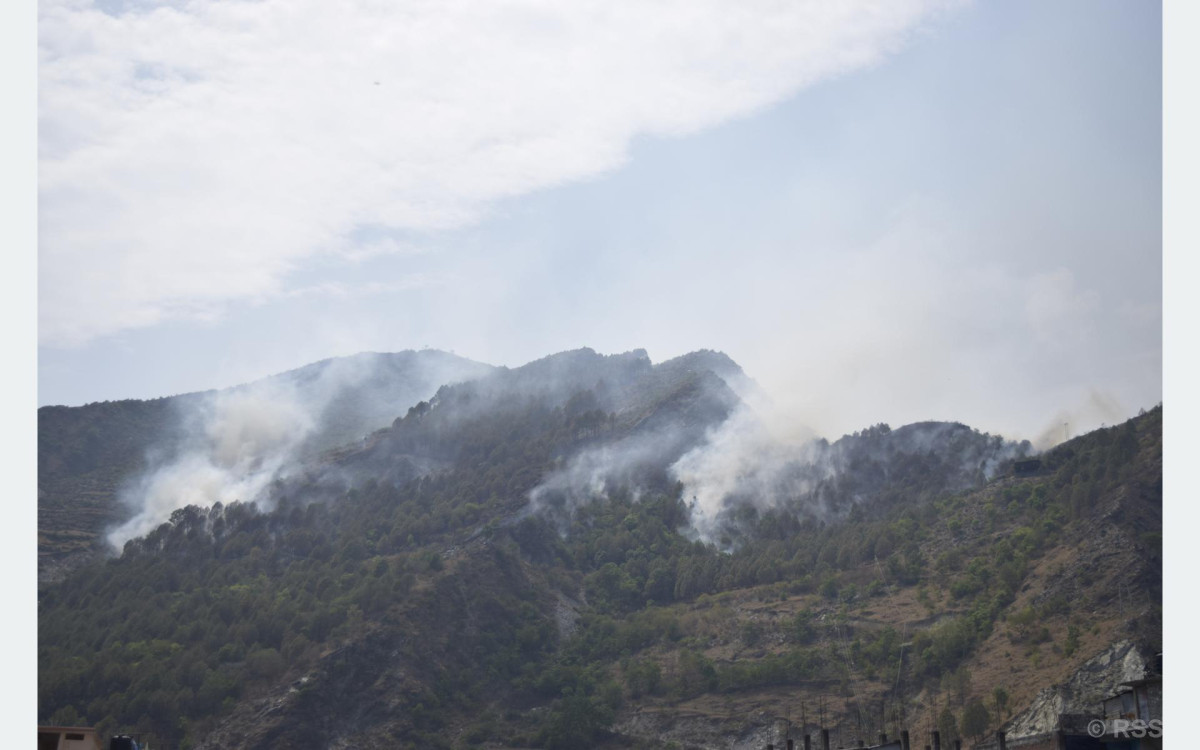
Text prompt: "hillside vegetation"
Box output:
[[37, 350, 493, 581], [37, 350, 1161, 749]]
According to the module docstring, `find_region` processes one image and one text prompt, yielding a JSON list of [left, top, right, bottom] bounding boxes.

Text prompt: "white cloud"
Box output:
[[39, 0, 962, 345], [282, 275, 444, 300]]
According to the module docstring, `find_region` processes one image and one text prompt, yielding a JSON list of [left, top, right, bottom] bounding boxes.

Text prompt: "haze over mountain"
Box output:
[[32, 2, 1164, 747], [38, 346, 1159, 749], [39, 348, 1034, 575], [39, 349, 492, 577], [36, 1, 1162, 449]]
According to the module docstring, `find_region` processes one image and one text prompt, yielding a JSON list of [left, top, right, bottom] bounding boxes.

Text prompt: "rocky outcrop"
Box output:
[[998, 640, 1152, 741]]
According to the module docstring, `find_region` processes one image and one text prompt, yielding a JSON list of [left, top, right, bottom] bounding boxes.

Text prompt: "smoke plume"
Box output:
[[669, 403, 827, 541], [107, 350, 491, 550], [108, 381, 313, 548], [1031, 389, 1130, 450]]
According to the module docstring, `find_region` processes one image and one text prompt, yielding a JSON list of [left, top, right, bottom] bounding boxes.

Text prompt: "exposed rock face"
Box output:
[[1000, 640, 1152, 740], [553, 591, 582, 641], [193, 630, 416, 750]]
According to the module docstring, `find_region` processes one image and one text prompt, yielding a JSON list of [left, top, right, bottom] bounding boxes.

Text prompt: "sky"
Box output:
[[35, 0, 1163, 445]]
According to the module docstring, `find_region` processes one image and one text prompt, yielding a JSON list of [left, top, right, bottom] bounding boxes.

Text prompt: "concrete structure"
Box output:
[[973, 642, 1160, 750], [36, 726, 101, 750], [973, 678, 1162, 750], [1089, 678, 1162, 749], [1012, 459, 1044, 476]]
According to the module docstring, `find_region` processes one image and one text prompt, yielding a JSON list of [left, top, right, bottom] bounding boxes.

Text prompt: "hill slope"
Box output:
[[36, 349, 1161, 750], [38, 349, 493, 582]]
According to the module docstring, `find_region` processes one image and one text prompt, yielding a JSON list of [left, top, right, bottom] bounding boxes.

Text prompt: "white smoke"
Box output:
[[108, 380, 315, 548], [106, 350, 492, 550], [670, 400, 1031, 543], [520, 359, 835, 540], [527, 434, 658, 520], [669, 403, 827, 541]]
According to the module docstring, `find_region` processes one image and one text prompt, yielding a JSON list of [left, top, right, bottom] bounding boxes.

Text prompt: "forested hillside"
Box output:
[[37, 350, 492, 582], [37, 350, 1162, 750]]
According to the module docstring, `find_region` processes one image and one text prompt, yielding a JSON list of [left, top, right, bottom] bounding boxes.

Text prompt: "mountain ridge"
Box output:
[[36, 347, 1160, 750], [38, 348, 494, 581]]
